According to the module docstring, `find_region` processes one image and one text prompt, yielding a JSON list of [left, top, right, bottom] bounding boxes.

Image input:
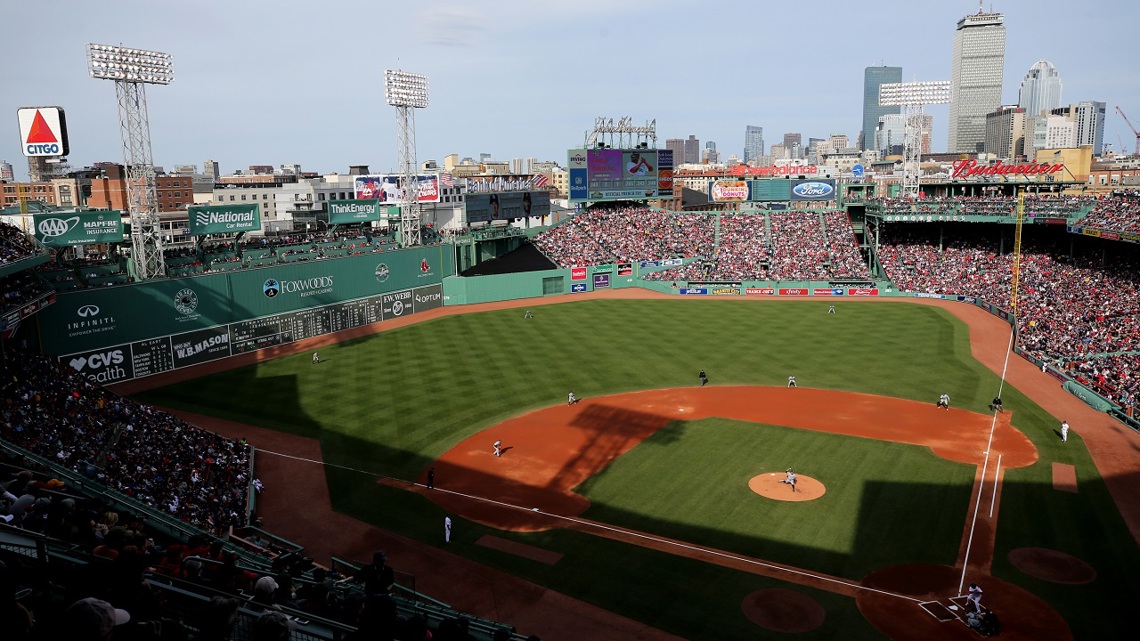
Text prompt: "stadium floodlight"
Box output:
[[878, 81, 951, 199], [384, 70, 429, 108], [385, 69, 430, 247], [86, 42, 175, 280], [85, 43, 174, 85]]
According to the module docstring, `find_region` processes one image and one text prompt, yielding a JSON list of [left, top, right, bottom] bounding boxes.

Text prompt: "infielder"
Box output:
[[493, 440, 502, 457], [937, 393, 950, 411], [787, 375, 797, 388], [568, 391, 578, 406]]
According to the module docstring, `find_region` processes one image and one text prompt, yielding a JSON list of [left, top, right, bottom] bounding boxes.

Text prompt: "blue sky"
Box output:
[[2, 0, 1137, 179]]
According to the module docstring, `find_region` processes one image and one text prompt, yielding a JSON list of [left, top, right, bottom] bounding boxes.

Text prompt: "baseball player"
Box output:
[[698, 369, 708, 386], [568, 391, 577, 406], [827, 305, 836, 314], [444, 514, 452, 543], [966, 583, 983, 611], [990, 396, 1003, 413], [787, 375, 797, 388], [493, 440, 502, 457], [782, 468, 797, 492], [1061, 420, 1069, 443], [524, 310, 534, 319], [312, 351, 320, 364], [937, 393, 950, 411]]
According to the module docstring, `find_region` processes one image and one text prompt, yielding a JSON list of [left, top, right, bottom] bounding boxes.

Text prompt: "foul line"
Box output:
[[255, 447, 921, 604]]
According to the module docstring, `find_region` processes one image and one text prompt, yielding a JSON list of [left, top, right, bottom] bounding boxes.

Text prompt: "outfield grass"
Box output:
[[137, 298, 1140, 641]]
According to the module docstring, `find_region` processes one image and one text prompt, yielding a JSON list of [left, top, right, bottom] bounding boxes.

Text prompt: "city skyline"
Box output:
[[1, 1, 1136, 179]]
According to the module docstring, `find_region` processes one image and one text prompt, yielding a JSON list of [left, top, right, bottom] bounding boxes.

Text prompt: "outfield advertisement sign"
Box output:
[[679, 288, 707, 295], [571, 267, 587, 280], [790, 179, 837, 201], [327, 199, 381, 224], [1068, 224, 1140, 245], [38, 246, 453, 356], [593, 274, 610, 289], [188, 204, 261, 235], [745, 287, 775, 295], [709, 180, 749, 202], [353, 174, 440, 204], [33, 211, 124, 246], [779, 288, 808, 296], [57, 283, 444, 383]]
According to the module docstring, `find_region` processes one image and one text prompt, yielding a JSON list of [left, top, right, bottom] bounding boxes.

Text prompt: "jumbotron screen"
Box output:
[[567, 148, 674, 202]]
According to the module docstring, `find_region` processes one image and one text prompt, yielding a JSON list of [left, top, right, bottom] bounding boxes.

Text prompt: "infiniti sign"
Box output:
[[77, 304, 100, 317]]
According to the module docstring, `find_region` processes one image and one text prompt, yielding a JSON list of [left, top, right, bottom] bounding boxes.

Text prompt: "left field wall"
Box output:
[[37, 245, 454, 384]]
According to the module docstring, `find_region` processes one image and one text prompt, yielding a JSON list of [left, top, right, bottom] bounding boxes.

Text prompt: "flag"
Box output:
[[439, 173, 454, 188], [532, 174, 549, 189]]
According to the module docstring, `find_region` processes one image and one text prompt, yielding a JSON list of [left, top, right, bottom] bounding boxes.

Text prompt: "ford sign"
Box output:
[[792, 182, 834, 198]]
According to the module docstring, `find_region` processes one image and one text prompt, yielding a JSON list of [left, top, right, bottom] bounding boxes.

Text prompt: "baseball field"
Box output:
[[133, 293, 1140, 640]]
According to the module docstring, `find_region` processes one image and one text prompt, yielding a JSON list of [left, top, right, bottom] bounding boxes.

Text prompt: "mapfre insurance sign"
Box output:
[[17, 107, 70, 157]]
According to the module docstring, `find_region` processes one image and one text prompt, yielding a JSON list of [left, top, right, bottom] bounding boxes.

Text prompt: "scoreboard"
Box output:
[[567, 148, 674, 202]]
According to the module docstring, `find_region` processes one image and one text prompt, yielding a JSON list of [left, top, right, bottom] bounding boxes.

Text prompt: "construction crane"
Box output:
[[1117, 106, 1140, 155]]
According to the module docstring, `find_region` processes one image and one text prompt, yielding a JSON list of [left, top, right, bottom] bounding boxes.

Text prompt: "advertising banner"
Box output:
[[571, 267, 587, 280], [848, 288, 879, 296], [679, 288, 707, 295], [711, 287, 739, 295], [465, 191, 550, 223], [412, 283, 443, 313], [593, 274, 610, 289], [812, 288, 845, 296], [353, 174, 440, 204], [188, 204, 261, 235], [790, 179, 837, 201], [64, 344, 135, 385], [171, 326, 232, 369], [33, 211, 124, 246], [569, 168, 588, 200], [657, 149, 674, 197], [730, 164, 820, 177], [18, 107, 69, 157], [709, 180, 750, 202], [745, 287, 775, 295], [327, 199, 381, 224], [571, 283, 587, 293], [779, 288, 808, 296], [617, 263, 632, 276], [381, 289, 414, 319]]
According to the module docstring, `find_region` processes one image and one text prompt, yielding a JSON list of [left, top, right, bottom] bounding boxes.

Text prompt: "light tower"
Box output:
[[384, 69, 429, 247], [86, 43, 174, 280], [879, 81, 950, 199]]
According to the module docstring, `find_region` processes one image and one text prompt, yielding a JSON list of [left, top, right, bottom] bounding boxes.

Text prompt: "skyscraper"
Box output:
[[1052, 101, 1107, 155], [683, 135, 700, 164], [666, 138, 685, 163], [743, 126, 764, 164], [949, 10, 1006, 153], [1018, 60, 1062, 118], [862, 66, 902, 151]]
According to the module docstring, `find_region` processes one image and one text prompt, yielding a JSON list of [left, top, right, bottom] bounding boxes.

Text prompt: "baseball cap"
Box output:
[[66, 597, 131, 636], [255, 575, 279, 594]]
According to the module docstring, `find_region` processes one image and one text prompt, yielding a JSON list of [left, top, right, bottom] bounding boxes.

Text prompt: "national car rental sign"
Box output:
[[17, 107, 70, 157]]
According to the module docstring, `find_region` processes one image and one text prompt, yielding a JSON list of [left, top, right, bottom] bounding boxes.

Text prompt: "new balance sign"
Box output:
[[188, 204, 262, 235]]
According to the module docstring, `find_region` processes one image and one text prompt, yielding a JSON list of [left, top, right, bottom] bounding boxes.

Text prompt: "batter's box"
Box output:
[[918, 600, 957, 622]]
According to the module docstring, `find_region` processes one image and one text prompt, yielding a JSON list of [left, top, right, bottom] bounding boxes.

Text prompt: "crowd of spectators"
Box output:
[[1, 220, 39, 266], [878, 228, 1140, 410], [1078, 191, 1140, 233], [533, 206, 714, 267], [538, 207, 868, 283], [1, 352, 252, 535], [1, 272, 53, 317], [870, 193, 1098, 218]]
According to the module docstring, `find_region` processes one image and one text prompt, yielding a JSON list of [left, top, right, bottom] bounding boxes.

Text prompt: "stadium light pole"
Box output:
[[879, 81, 950, 199], [86, 43, 174, 280], [385, 69, 429, 247]]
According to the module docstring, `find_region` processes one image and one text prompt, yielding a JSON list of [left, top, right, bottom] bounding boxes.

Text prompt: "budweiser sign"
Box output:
[[951, 159, 1065, 179]]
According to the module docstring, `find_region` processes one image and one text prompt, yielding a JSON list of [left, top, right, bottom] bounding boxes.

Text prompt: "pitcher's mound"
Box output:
[[748, 473, 826, 501], [1009, 547, 1096, 584], [742, 588, 825, 632]]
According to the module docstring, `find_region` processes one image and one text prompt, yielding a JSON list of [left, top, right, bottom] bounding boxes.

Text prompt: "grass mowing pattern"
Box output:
[[577, 419, 974, 580], [136, 298, 1140, 640]]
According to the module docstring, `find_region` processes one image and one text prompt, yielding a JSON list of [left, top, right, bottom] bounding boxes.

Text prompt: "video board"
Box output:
[[567, 148, 673, 202], [465, 191, 551, 223], [353, 174, 440, 204]]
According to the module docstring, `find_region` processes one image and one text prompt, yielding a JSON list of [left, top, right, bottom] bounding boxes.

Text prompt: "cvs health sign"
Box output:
[[18, 107, 70, 157]]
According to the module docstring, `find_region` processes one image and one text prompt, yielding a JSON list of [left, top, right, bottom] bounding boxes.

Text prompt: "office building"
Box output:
[[703, 141, 719, 164], [984, 106, 1026, 159], [0, 160, 13, 181], [666, 138, 685, 163], [683, 135, 700, 164], [862, 66, 903, 151], [782, 133, 802, 158], [743, 126, 764, 164], [1051, 101, 1106, 155], [949, 10, 1006, 153], [1018, 60, 1062, 118]]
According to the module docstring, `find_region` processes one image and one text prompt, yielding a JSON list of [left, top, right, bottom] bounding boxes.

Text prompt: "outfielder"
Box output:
[[1061, 420, 1069, 443]]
